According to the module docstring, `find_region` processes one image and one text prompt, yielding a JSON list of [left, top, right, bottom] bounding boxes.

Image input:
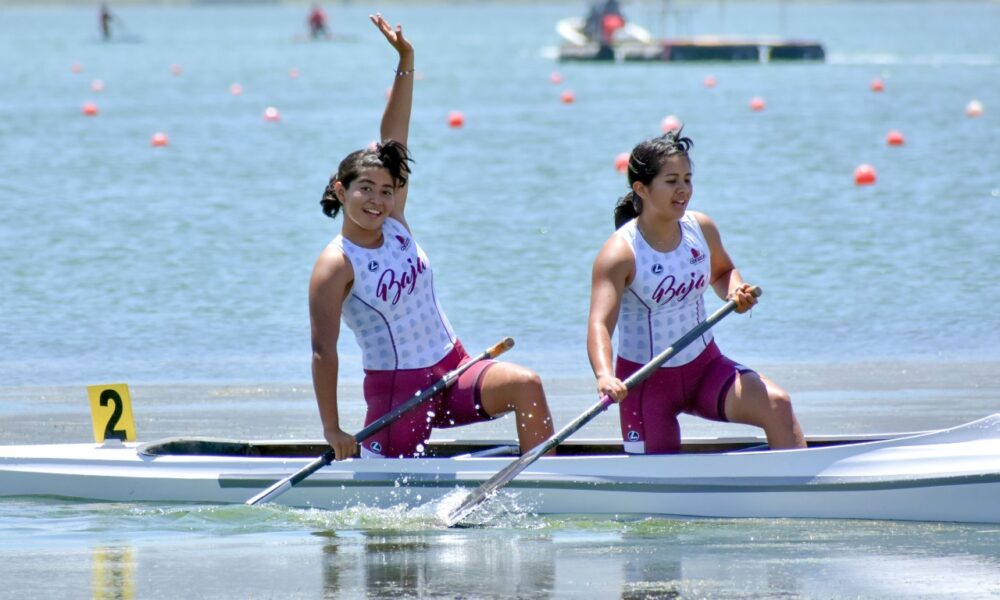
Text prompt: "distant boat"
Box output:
[[556, 15, 654, 47], [556, 15, 824, 63]]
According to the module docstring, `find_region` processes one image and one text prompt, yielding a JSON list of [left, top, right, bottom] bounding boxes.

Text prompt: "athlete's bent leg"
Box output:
[[479, 363, 555, 453], [723, 372, 806, 449]]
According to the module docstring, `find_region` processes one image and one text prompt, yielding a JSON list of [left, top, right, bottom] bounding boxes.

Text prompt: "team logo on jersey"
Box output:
[[367, 260, 380, 272], [375, 256, 428, 305], [370, 441, 382, 453], [627, 430, 640, 442], [652, 272, 707, 305], [689, 248, 707, 264], [395, 235, 411, 251], [651, 263, 664, 275]]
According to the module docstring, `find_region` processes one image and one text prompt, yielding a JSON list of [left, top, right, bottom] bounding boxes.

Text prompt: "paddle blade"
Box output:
[[245, 479, 293, 506], [442, 449, 541, 527], [245, 451, 331, 506], [444, 396, 614, 526]]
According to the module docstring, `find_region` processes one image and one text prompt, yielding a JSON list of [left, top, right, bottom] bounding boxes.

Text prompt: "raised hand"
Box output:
[[370, 13, 413, 58]]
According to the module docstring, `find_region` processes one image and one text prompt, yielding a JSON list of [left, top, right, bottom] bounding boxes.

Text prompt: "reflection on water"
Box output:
[[303, 518, 1000, 599], [2, 501, 998, 599], [318, 531, 557, 599], [92, 546, 134, 600]]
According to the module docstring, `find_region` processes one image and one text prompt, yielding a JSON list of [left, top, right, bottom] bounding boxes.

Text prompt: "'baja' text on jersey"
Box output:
[[615, 213, 713, 367], [331, 217, 456, 370]]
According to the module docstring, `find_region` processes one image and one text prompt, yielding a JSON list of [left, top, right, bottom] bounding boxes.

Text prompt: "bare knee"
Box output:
[[482, 364, 545, 413], [761, 382, 805, 449], [509, 365, 542, 390], [768, 387, 794, 421], [728, 375, 793, 427]]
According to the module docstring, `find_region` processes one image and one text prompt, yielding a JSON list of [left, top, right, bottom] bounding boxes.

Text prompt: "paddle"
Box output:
[[443, 287, 761, 526], [246, 336, 515, 506]]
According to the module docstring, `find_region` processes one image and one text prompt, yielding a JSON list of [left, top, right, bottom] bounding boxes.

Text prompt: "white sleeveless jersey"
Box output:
[[331, 217, 456, 370], [616, 213, 713, 367]]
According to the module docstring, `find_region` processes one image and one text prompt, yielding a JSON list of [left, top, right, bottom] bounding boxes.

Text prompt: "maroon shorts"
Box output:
[[361, 341, 497, 458], [616, 341, 753, 454]]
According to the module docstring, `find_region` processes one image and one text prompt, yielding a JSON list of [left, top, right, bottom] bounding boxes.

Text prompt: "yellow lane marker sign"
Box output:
[[87, 383, 137, 443]]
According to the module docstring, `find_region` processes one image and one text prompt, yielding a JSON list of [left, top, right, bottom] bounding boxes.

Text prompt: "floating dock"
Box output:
[[559, 37, 825, 62]]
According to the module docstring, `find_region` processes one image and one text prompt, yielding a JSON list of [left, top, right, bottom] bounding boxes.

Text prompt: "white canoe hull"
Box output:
[[2, 414, 999, 523]]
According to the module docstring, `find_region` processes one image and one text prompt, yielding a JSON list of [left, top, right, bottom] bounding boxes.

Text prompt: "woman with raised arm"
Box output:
[[587, 130, 806, 454], [311, 15, 554, 461]]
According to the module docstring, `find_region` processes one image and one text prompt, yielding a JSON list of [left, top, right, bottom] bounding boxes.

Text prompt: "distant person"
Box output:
[[310, 14, 555, 461], [587, 130, 806, 454], [584, 0, 625, 46], [99, 4, 117, 41], [308, 4, 330, 40], [600, 1, 625, 46]]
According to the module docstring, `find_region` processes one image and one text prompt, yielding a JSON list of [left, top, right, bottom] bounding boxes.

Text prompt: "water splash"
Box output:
[[431, 488, 545, 530]]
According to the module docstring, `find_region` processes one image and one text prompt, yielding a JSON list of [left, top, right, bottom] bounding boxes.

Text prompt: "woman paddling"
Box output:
[[587, 130, 806, 453], [311, 15, 554, 461]]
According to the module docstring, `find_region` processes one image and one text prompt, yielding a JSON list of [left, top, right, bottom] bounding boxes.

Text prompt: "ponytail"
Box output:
[[613, 191, 641, 229]]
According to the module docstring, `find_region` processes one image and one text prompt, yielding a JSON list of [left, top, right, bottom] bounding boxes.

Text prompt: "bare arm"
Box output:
[[587, 236, 634, 402], [693, 211, 757, 313], [370, 14, 414, 221], [309, 247, 357, 460]]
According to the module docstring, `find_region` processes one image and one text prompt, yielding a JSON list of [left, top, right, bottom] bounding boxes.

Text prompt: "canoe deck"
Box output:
[[136, 431, 892, 460]]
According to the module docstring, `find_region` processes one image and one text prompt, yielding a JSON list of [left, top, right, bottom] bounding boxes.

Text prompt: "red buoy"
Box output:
[[885, 130, 905, 146], [82, 102, 99, 117], [447, 110, 464, 128], [170, 64, 183, 76], [966, 100, 984, 117], [614, 152, 629, 174], [229, 83, 243, 96], [71, 62, 83, 74], [264, 107, 281, 122], [560, 90, 575, 104], [854, 164, 876, 186], [549, 72, 563, 85], [288, 68, 300, 79], [660, 115, 682, 133], [91, 79, 104, 92], [749, 96, 765, 111], [703, 75, 717, 88], [871, 78, 885, 92], [151, 132, 169, 147]]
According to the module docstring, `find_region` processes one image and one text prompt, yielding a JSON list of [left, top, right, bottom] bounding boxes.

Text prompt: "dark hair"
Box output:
[[320, 140, 413, 219], [613, 129, 694, 229]]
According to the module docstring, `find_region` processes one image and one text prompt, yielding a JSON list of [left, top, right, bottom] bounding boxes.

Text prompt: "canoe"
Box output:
[[2, 414, 999, 524]]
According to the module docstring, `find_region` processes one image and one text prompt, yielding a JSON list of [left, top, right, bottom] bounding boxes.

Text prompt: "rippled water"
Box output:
[[1, 1, 998, 386], [1, 1, 999, 598]]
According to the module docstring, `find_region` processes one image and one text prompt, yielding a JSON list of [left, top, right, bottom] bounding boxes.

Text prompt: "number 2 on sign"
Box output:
[[87, 383, 137, 443]]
